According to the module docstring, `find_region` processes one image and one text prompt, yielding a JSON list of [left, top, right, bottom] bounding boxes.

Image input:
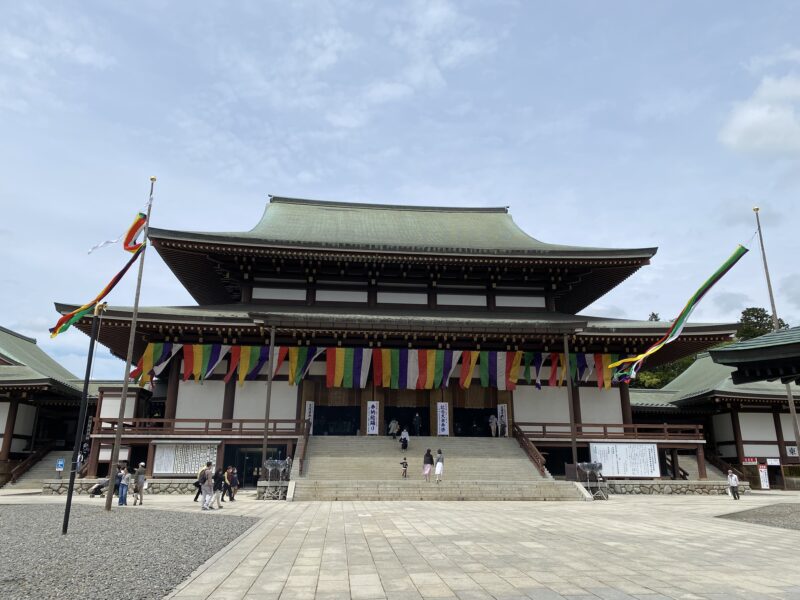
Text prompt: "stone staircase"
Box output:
[[294, 436, 588, 501], [5, 450, 71, 490], [674, 454, 727, 481]]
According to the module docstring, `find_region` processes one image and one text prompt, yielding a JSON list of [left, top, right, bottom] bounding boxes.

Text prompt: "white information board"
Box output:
[[590, 443, 660, 478], [153, 443, 218, 475]]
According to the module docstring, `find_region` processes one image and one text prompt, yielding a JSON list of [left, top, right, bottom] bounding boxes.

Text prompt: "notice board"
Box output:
[[153, 443, 218, 475], [590, 443, 660, 478]]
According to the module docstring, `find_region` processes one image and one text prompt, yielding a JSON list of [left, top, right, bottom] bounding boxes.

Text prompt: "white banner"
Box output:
[[367, 400, 379, 435], [437, 402, 449, 436], [590, 443, 659, 478], [497, 403, 509, 437], [305, 400, 315, 435]]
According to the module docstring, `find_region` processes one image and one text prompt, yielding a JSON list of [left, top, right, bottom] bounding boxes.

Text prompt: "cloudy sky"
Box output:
[[2, 1, 799, 378]]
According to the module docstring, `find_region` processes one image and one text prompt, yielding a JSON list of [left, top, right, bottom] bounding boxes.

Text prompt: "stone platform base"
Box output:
[[606, 480, 751, 495], [42, 478, 198, 495]]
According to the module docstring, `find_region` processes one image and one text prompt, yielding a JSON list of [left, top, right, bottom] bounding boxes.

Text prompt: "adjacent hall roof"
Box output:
[[710, 327, 800, 384], [0, 325, 81, 395], [149, 196, 658, 259]]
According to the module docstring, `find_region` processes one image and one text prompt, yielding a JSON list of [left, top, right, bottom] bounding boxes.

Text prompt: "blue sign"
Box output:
[[55, 458, 65, 471]]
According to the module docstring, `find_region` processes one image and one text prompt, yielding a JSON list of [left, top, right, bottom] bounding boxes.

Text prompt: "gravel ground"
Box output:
[[0, 504, 258, 600], [719, 502, 800, 531]]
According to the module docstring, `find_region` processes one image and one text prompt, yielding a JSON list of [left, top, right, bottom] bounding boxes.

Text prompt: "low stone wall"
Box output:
[[606, 479, 751, 495], [42, 478, 197, 495]]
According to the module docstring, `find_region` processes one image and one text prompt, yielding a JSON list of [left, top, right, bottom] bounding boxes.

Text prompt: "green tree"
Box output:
[[736, 307, 788, 340], [648, 312, 660, 322]]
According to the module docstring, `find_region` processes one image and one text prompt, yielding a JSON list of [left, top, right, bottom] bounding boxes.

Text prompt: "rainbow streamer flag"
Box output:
[[609, 245, 749, 382]]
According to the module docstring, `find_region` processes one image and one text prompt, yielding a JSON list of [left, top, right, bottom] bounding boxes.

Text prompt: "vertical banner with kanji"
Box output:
[[305, 401, 315, 435], [437, 402, 449, 436], [497, 403, 509, 437], [367, 400, 379, 435]]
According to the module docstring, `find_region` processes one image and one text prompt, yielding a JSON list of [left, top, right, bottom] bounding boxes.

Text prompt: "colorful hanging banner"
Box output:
[[459, 351, 480, 389], [609, 245, 749, 382], [325, 347, 373, 388]]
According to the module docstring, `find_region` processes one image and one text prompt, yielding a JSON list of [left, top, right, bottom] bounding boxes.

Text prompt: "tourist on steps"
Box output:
[[388, 419, 399, 439], [434, 449, 444, 483], [400, 457, 408, 479], [489, 414, 498, 437], [727, 470, 740, 500], [423, 449, 434, 482], [400, 427, 409, 451]]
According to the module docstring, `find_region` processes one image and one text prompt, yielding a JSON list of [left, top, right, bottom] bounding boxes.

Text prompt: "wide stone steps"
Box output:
[[7, 450, 72, 489], [292, 479, 588, 501], [674, 454, 727, 481], [302, 436, 544, 482]]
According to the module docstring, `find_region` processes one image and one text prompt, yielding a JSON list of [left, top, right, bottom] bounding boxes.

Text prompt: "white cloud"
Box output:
[[719, 74, 800, 156], [746, 45, 800, 72]]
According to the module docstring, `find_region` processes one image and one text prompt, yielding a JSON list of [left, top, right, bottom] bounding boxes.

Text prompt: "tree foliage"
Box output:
[[736, 306, 788, 340]]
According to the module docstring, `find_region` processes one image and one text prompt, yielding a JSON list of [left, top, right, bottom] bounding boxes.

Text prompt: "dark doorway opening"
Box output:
[[541, 446, 590, 477], [453, 408, 496, 437], [312, 406, 359, 435], [223, 445, 287, 487], [384, 407, 429, 437]]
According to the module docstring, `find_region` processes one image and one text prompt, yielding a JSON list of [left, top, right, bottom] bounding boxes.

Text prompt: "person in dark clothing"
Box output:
[[221, 466, 233, 502], [413, 413, 422, 436], [422, 448, 434, 482], [193, 465, 205, 502], [210, 468, 224, 509]]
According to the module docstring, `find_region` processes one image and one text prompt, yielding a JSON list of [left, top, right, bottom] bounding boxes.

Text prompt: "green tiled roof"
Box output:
[[710, 326, 800, 363], [0, 325, 79, 388], [149, 197, 658, 258]]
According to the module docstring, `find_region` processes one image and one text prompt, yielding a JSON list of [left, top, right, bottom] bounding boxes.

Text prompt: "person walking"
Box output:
[[422, 449, 434, 483], [117, 465, 130, 506], [211, 468, 225, 509], [489, 414, 498, 437], [400, 457, 408, 479], [727, 469, 740, 500], [388, 419, 400, 439], [193, 465, 205, 502], [434, 449, 444, 483], [221, 466, 233, 502], [413, 413, 422, 436], [200, 461, 214, 510], [230, 467, 239, 500], [133, 462, 146, 506]]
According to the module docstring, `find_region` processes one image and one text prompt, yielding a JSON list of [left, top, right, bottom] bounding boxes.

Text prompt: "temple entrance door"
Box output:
[[303, 380, 360, 435], [383, 390, 430, 436], [452, 387, 496, 437]]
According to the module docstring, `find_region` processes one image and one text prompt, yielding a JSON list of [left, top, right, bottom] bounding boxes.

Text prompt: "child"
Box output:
[[400, 457, 408, 479]]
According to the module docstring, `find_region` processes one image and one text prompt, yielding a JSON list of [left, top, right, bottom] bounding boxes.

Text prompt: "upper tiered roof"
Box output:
[[150, 196, 658, 258]]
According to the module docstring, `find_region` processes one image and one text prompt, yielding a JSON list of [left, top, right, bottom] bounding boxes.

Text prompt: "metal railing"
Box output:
[[93, 418, 307, 436], [516, 422, 704, 441], [511, 424, 548, 477]]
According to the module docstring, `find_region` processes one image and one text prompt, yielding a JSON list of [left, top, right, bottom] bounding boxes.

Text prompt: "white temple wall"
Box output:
[[0, 401, 8, 434], [780, 414, 798, 441], [175, 381, 225, 428], [512, 386, 570, 432], [743, 443, 780, 457], [13, 403, 36, 436], [233, 381, 297, 430], [712, 413, 734, 442], [739, 412, 777, 441]]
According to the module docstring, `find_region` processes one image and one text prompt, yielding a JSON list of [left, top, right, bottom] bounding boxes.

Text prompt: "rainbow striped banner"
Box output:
[[325, 348, 373, 388]]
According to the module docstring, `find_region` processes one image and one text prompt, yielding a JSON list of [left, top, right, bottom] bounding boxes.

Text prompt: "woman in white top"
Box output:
[[434, 450, 444, 483]]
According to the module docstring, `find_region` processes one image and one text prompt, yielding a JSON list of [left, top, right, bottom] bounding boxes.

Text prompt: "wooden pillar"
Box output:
[[731, 408, 745, 464], [86, 437, 101, 477], [361, 386, 369, 436], [0, 398, 19, 461], [287, 440, 295, 459], [429, 390, 437, 437], [222, 378, 235, 429], [164, 361, 180, 422], [145, 443, 155, 477], [216, 442, 225, 467], [696, 444, 707, 480], [774, 410, 787, 462], [670, 448, 679, 480], [572, 384, 582, 426], [619, 383, 633, 425]]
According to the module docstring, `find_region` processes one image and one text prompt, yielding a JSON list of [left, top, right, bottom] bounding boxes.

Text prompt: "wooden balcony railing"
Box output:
[[93, 418, 307, 437], [511, 424, 547, 477], [515, 422, 704, 441]]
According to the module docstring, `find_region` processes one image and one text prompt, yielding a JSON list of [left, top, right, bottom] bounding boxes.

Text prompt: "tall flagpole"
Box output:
[[104, 177, 156, 511], [753, 206, 800, 461]]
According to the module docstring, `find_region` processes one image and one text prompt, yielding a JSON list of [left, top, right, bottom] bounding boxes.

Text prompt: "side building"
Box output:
[[57, 198, 735, 483]]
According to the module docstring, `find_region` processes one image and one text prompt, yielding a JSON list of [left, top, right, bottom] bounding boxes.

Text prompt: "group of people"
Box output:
[[97, 462, 147, 506], [193, 464, 239, 510], [399, 449, 444, 482]]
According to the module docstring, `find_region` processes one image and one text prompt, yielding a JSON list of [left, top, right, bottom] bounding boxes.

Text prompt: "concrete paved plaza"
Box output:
[[5, 491, 800, 599]]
